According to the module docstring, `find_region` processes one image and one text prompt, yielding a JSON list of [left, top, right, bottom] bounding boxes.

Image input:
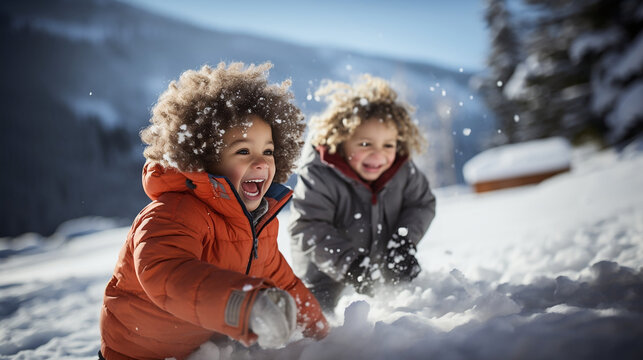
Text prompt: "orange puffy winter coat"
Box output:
[[100, 162, 328, 360]]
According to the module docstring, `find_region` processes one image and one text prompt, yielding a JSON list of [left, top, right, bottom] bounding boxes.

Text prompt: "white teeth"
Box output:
[[244, 179, 264, 183], [244, 190, 260, 196]]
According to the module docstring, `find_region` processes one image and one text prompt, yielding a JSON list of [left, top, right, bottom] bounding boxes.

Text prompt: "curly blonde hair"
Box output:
[[309, 74, 426, 156], [141, 62, 305, 183], [310, 74, 426, 156]]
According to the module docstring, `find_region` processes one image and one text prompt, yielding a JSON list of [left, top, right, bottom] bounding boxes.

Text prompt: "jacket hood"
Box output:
[[142, 161, 292, 221]]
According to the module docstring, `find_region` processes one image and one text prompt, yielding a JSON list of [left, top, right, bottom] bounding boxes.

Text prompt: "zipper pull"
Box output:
[[252, 236, 258, 259]]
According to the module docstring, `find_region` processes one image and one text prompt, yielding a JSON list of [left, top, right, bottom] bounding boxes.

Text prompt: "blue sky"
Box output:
[[117, 0, 489, 71]]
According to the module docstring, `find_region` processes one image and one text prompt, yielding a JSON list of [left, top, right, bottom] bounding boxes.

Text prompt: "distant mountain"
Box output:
[[0, 0, 495, 237]]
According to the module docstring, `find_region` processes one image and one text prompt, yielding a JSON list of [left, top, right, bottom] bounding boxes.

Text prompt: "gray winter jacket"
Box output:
[[288, 145, 436, 287]]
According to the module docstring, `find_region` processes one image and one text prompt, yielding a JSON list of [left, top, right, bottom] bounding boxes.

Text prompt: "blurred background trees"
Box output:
[[478, 0, 643, 145]]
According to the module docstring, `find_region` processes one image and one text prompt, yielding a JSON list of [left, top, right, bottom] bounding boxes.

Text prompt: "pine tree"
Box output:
[[568, 0, 643, 143], [482, 0, 642, 145], [478, 0, 523, 143]]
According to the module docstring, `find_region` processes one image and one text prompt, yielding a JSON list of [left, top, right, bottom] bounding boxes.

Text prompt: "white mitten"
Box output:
[[249, 288, 297, 348]]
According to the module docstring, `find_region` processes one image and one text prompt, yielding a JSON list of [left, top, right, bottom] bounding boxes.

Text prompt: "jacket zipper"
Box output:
[[244, 205, 287, 274], [245, 224, 258, 274], [216, 177, 289, 275]]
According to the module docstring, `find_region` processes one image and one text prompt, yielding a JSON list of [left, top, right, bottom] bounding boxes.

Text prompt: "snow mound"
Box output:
[[1, 146, 642, 359]]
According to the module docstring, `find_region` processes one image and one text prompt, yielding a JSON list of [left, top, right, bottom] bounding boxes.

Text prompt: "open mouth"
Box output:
[[362, 163, 384, 173], [240, 178, 265, 198]]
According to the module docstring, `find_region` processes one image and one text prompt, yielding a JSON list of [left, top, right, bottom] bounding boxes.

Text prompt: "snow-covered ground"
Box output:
[[1, 143, 643, 360]]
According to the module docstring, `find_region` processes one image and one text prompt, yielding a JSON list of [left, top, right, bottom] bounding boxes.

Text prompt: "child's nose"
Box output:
[[370, 149, 388, 162], [252, 157, 269, 170]]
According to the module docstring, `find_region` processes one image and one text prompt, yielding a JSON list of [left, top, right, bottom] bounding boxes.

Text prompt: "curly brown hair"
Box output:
[[309, 74, 426, 156], [140, 62, 305, 183]]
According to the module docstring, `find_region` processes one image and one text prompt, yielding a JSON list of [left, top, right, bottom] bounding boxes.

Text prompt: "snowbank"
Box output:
[[1, 146, 642, 360]]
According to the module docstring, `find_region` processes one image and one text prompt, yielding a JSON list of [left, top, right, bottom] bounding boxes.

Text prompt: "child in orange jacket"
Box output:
[[99, 62, 328, 360]]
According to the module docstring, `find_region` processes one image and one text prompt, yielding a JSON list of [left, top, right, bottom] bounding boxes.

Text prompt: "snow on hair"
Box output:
[[140, 61, 305, 183], [308, 74, 426, 156]]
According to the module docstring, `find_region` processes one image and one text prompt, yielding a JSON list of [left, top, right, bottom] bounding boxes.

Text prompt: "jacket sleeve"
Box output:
[[288, 164, 359, 282], [394, 161, 437, 246], [131, 201, 271, 346], [261, 220, 329, 339]]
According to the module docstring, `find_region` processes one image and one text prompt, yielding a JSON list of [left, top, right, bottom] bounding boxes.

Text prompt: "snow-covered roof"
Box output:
[[463, 137, 572, 184]]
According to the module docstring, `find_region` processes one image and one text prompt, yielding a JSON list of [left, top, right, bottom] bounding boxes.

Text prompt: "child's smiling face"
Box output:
[[211, 116, 275, 211], [342, 118, 398, 182]]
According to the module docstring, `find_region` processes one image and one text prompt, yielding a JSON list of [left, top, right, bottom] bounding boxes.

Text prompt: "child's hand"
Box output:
[[249, 288, 297, 348], [345, 256, 375, 296], [384, 234, 422, 284]]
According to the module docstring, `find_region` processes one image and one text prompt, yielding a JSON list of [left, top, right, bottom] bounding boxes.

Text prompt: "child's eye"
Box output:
[[236, 149, 249, 155], [384, 143, 396, 149], [264, 149, 274, 156], [359, 142, 370, 147]]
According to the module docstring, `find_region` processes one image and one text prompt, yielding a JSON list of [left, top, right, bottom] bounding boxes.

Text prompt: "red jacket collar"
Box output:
[[142, 161, 291, 225], [316, 146, 407, 203]]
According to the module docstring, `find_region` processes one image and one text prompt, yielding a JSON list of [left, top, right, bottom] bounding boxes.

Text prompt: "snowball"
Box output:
[[371, 268, 381, 280], [359, 256, 370, 267], [398, 227, 409, 237]]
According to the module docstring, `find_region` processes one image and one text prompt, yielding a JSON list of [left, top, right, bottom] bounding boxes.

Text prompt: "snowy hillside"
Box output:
[[1, 144, 642, 360], [1, 0, 489, 237]]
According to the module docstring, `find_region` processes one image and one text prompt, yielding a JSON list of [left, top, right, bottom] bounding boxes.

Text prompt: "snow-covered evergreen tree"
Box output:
[[506, 0, 599, 142], [568, 0, 643, 143], [476, 0, 523, 144], [481, 0, 642, 145]]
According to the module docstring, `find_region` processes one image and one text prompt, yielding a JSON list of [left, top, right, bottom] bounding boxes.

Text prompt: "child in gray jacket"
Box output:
[[289, 75, 436, 311]]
